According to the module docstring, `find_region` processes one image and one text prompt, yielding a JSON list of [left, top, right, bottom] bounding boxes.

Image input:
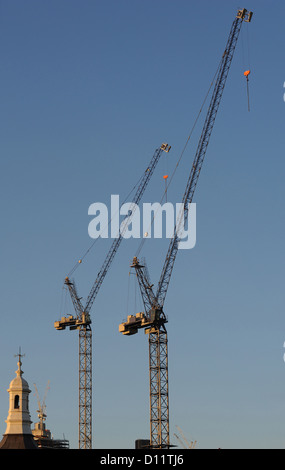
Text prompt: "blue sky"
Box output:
[[0, 0, 284, 449]]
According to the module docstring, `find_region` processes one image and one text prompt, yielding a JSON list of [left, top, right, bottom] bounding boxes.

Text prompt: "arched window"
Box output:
[[14, 395, 20, 409]]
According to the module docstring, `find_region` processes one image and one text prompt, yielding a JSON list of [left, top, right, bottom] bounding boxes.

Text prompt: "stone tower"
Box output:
[[0, 351, 38, 449]]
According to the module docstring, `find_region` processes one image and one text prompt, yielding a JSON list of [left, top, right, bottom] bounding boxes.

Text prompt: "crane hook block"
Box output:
[[244, 70, 250, 78]]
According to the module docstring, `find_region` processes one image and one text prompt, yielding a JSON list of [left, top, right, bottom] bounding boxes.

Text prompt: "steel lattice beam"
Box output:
[[148, 325, 169, 448], [79, 326, 92, 449]]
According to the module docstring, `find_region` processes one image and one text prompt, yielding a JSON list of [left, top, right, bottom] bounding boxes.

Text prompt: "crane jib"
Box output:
[[84, 143, 171, 314], [155, 12, 251, 308]]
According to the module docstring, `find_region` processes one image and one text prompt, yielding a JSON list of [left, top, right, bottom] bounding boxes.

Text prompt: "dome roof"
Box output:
[[8, 360, 30, 393]]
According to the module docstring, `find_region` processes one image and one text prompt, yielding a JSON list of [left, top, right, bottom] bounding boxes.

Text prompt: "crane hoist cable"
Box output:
[[244, 69, 251, 111], [241, 23, 252, 111], [67, 170, 147, 277], [135, 57, 223, 257], [60, 143, 172, 321], [134, 7, 254, 311], [69, 54, 222, 278]]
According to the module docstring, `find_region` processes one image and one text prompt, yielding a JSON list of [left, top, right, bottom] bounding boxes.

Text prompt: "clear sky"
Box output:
[[0, 0, 284, 449]]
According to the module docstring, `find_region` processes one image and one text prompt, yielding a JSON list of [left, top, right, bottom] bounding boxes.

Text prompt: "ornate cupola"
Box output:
[[0, 350, 38, 449]]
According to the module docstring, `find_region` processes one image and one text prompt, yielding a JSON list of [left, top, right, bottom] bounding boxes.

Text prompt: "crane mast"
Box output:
[[119, 8, 252, 449], [54, 143, 171, 448]]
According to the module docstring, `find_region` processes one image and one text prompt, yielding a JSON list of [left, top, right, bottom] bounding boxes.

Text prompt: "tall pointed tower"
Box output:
[[0, 350, 38, 449]]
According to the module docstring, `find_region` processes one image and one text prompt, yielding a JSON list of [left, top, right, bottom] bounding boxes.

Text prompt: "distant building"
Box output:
[[31, 405, 69, 449], [135, 439, 150, 449]]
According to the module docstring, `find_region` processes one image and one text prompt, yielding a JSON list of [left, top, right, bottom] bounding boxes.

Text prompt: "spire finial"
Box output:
[[14, 347, 25, 376]]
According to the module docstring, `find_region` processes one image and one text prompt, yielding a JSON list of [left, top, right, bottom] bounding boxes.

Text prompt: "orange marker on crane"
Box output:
[[163, 175, 168, 202], [244, 70, 251, 111]]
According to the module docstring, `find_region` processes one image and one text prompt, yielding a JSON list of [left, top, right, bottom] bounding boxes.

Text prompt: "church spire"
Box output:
[[0, 350, 38, 449]]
